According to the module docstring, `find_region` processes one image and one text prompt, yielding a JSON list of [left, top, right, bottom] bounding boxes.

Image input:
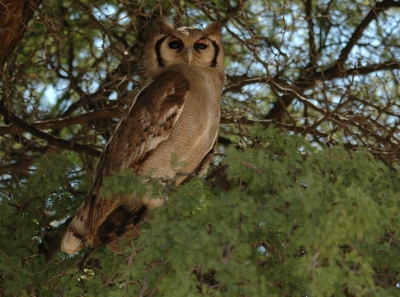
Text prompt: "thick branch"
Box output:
[[0, 103, 101, 157], [0, 107, 122, 135], [343, 61, 400, 77], [0, 160, 32, 175], [0, 0, 43, 71], [315, 61, 400, 80]]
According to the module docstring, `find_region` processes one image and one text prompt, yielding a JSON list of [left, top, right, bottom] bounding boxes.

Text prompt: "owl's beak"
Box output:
[[185, 47, 193, 66]]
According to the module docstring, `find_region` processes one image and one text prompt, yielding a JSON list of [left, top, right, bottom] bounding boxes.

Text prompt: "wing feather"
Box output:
[[61, 71, 190, 254]]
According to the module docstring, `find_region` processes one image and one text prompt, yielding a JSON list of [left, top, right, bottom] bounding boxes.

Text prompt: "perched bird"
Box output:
[[61, 18, 225, 254]]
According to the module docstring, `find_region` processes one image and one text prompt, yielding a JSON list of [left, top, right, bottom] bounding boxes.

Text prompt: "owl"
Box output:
[[61, 18, 225, 254]]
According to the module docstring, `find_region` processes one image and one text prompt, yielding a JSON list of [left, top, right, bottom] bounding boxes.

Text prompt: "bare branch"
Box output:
[[0, 107, 123, 135], [0, 102, 101, 157]]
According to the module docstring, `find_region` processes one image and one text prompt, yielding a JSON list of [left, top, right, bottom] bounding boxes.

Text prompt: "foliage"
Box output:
[[1, 128, 399, 296], [0, 0, 400, 296]]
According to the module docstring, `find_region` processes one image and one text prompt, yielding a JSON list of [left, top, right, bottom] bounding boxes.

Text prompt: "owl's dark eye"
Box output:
[[195, 41, 208, 50], [168, 39, 182, 49]]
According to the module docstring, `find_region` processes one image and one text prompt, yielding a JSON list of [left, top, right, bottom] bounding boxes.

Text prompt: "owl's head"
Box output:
[[143, 18, 224, 80]]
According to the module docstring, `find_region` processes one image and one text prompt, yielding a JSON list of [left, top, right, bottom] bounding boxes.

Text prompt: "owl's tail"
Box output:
[[61, 213, 88, 255], [61, 202, 148, 255]]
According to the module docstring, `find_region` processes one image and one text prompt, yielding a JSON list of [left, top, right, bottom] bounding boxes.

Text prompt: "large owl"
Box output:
[[61, 18, 225, 254]]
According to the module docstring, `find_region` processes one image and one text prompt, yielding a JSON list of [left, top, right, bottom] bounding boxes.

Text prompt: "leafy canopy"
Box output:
[[1, 127, 399, 296]]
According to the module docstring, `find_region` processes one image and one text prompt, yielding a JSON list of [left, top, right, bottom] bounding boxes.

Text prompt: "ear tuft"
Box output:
[[144, 17, 175, 41], [203, 21, 223, 37], [153, 16, 174, 29]]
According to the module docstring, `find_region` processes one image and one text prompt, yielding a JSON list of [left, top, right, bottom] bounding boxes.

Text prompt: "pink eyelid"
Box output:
[[196, 39, 208, 44]]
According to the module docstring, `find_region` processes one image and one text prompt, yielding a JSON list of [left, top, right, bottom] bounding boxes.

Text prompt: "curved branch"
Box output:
[[0, 107, 123, 135], [0, 102, 101, 157]]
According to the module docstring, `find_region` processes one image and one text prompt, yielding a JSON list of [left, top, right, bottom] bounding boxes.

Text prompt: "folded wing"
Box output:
[[61, 71, 190, 254]]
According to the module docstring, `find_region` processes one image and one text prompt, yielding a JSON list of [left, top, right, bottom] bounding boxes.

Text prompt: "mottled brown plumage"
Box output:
[[61, 18, 225, 254]]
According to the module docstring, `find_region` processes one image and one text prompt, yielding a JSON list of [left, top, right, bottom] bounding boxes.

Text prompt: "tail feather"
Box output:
[[61, 203, 148, 255], [90, 204, 148, 248], [61, 216, 87, 254]]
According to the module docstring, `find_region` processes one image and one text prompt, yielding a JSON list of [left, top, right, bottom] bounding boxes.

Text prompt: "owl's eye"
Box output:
[[168, 39, 182, 49], [195, 41, 208, 50]]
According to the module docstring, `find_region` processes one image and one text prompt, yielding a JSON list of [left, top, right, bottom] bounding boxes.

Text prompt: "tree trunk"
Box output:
[[0, 0, 43, 71]]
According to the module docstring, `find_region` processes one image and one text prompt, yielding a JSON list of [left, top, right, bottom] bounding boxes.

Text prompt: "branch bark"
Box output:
[[0, 0, 43, 71], [304, 0, 317, 65], [0, 102, 101, 157], [0, 107, 123, 135]]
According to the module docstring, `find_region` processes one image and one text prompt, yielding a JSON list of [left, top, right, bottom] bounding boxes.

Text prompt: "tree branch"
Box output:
[[304, 0, 317, 65], [0, 0, 43, 71], [343, 61, 400, 77], [0, 160, 33, 175], [0, 102, 101, 157], [0, 107, 123, 135]]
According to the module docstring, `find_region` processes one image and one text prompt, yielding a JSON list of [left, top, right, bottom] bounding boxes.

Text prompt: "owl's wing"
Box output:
[[61, 71, 190, 254]]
